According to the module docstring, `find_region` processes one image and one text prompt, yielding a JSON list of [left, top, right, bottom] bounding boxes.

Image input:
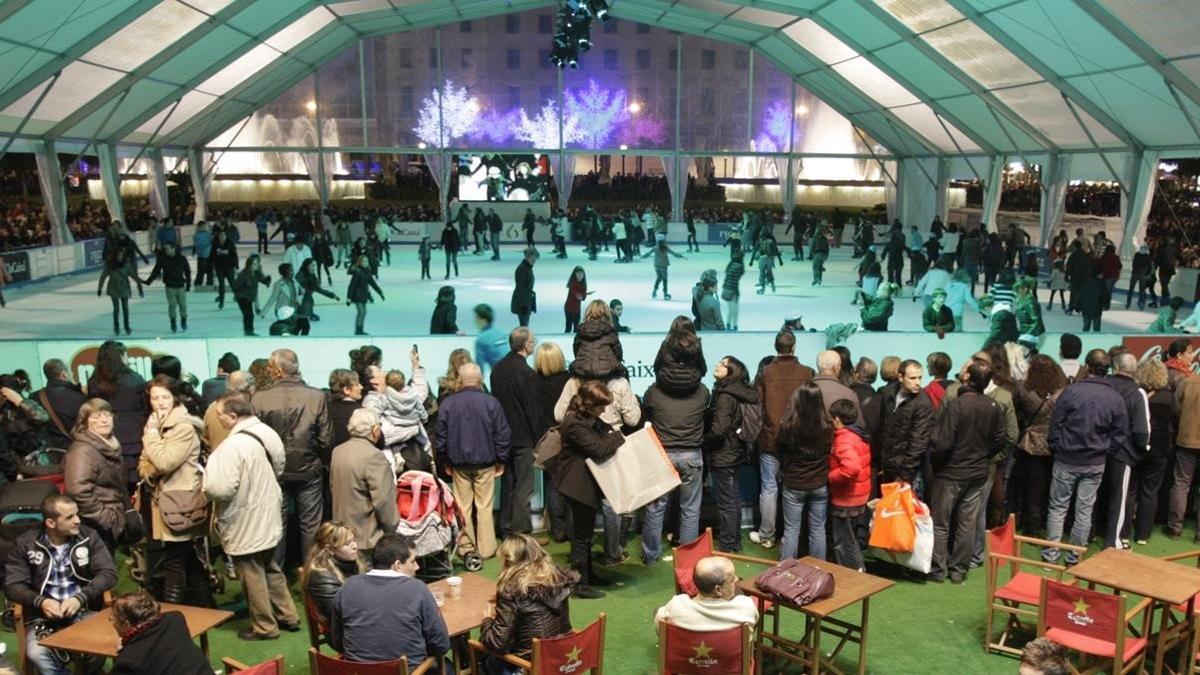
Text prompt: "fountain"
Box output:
[[205, 113, 346, 176]]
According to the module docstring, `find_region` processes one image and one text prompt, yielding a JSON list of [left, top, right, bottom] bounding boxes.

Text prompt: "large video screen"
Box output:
[[455, 153, 551, 202]]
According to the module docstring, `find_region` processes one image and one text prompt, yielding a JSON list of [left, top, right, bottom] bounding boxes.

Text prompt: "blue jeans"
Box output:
[[642, 451, 704, 563], [758, 453, 781, 540], [780, 485, 829, 560], [27, 612, 92, 675], [1043, 462, 1105, 564]]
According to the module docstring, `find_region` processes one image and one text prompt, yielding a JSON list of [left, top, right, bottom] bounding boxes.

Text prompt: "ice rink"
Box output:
[[0, 240, 1178, 340]]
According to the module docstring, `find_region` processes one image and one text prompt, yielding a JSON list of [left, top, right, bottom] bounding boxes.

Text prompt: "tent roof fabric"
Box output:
[[0, 0, 1198, 158]]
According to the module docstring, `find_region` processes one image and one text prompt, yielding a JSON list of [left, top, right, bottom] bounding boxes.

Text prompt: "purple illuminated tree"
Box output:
[[516, 100, 584, 149], [414, 80, 480, 147], [563, 79, 629, 149]]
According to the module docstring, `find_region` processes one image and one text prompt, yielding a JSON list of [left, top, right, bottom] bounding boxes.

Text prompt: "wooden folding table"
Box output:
[[737, 557, 893, 675], [428, 572, 497, 675], [1069, 548, 1200, 675], [38, 603, 233, 659]]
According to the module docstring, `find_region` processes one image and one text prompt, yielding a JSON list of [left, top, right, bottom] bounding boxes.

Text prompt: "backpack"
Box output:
[[734, 399, 763, 447]]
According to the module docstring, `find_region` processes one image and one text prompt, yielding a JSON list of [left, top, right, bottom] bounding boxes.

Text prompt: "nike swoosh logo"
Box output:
[[879, 509, 907, 518]]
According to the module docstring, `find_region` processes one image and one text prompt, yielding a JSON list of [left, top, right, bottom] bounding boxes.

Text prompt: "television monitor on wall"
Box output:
[[455, 153, 551, 201]]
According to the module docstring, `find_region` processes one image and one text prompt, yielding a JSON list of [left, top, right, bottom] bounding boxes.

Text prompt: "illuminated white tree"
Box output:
[[516, 100, 583, 149], [414, 80, 480, 147], [616, 114, 668, 147], [564, 79, 629, 149]]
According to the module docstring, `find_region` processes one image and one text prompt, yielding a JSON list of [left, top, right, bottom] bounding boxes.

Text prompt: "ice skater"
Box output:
[[312, 229, 335, 285], [564, 266, 593, 333], [334, 219, 352, 268], [550, 209, 568, 259], [97, 247, 143, 335], [232, 254, 271, 336], [430, 286, 460, 335], [685, 213, 699, 252], [440, 221, 460, 279], [144, 242, 192, 333], [754, 234, 783, 295], [643, 238, 686, 300], [192, 222, 212, 287], [809, 222, 829, 286], [347, 253, 385, 336], [721, 247, 745, 331], [522, 208, 538, 247], [418, 234, 433, 281], [297, 258, 340, 323], [0, 256, 9, 307]]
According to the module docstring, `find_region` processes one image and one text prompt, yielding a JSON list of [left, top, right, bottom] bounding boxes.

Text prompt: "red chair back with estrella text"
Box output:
[[659, 622, 750, 675], [531, 614, 605, 675], [1042, 579, 1120, 643]]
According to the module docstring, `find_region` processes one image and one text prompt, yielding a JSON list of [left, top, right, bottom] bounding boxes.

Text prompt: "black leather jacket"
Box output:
[[480, 568, 578, 658], [305, 558, 360, 625]]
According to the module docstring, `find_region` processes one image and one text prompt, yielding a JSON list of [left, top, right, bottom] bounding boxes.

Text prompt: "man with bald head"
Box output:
[[252, 348, 334, 567], [655, 556, 757, 633], [1101, 351, 1150, 549], [435, 362, 511, 559], [812, 350, 860, 424]]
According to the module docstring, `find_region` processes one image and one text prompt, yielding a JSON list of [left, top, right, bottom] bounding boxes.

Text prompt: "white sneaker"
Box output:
[[748, 532, 775, 548]]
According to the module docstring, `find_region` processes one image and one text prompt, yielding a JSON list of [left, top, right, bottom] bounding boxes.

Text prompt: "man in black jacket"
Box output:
[[510, 248, 538, 327], [5, 494, 117, 675], [490, 327, 540, 539], [1043, 350, 1127, 565], [878, 360, 935, 491], [488, 208, 503, 260], [1102, 352, 1150, 549], [251, 349, 334, 567], [928, 361, 1006, 584], [30, 359, 85, 451], [144, 242, 192, 333]]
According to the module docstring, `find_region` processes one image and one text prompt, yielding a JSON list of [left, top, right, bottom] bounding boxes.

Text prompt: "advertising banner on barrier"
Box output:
[[1123, 335, 1200, 369], [706, 222, 739, 244], [1, 251, 30, 283], [82, 238, 107, 268]]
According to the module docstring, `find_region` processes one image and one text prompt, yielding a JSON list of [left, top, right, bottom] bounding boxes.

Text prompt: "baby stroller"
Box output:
[[395, 470, 483, 582]]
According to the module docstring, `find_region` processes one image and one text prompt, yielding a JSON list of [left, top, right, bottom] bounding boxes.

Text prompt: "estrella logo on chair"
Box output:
[[558, 645, 584, 673], [1066, 597, 1094, 627], [687, 641, 719, 668]]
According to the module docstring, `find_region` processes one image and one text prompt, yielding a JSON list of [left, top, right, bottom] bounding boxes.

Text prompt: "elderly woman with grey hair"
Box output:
[[330, 406, 399, 554]]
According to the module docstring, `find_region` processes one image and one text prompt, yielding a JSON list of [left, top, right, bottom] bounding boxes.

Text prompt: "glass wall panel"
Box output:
[[562, 18, 676, 151], [363, 29, 439, 148], [678, 34, 750, 152], [220, 75, 317, 149], [317, 45, 364, 149], [438, 8, 560, 150]]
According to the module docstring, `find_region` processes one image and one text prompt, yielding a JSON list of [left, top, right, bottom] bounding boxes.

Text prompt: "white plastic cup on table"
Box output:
[[432, 587, 445, 607], [446, 576, 463, 599]]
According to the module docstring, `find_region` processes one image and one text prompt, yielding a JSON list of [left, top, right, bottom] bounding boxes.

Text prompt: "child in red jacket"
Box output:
[[828, 399, 872, 571]]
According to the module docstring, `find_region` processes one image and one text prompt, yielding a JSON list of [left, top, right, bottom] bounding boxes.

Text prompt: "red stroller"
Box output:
[[396, 470, 483, 581]]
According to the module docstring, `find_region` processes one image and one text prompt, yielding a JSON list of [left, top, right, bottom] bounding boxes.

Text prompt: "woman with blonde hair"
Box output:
[[479, 534, 577, 673], [300, 521, 365, 625], [533, 343, 571, 542], [571, 299, 623, 380], [1134, 358, 1175, 544], [138, 375, 210, 606], [64, 398, 130, 551], [437, 348, 475, 402]]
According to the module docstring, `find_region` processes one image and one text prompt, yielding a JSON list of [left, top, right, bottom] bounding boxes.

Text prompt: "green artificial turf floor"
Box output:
[[5, 529, 1199, 674]]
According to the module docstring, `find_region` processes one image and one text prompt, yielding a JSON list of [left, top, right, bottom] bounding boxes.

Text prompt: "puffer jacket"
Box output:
[[643, 381, 710, 451], [878, 389, 936, 484], [64, 430, 129, 542], [703, 378, 758, 468], [571, 320, 624, 380], [138, 405, 205, 542], [860, 296, 894, 331], [654, 337, 706, 397], [480, 567, 578, 658], [552, 411, 625, 509], [829, 426, 871, 507], [251, 376, 334, 481]]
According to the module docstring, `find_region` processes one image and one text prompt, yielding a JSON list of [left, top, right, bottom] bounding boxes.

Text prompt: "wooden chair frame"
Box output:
[[1157, 549, 1200, 667], [984, 514, 1087, 656], [14, 591, 112, 675], [466, 613, 606, 675], [308, 647, 435, 675], [222, 655, 284, 674], [656, 619, 753, 675], [302, 590, 329, 650], [1036, 578, 1153, 675]]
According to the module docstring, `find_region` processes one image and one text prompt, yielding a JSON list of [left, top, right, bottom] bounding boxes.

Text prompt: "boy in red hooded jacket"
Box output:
[[828, 399, 872, 571]]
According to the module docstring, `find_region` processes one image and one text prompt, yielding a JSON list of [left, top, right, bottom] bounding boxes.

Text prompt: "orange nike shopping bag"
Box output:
[[869, 481, 917, 553]]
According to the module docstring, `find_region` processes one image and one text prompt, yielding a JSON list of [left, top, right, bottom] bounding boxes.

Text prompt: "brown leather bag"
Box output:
[[754, 559, 836, 606]]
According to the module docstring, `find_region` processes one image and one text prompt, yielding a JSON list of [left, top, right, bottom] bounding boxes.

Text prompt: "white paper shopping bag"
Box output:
[[586, 425, 681, 514]]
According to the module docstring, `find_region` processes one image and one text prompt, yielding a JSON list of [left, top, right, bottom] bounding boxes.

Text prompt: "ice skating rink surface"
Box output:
[[0, 241, 1173, 340]]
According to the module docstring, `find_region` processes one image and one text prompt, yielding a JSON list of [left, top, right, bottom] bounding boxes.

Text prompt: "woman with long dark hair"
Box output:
[[563, 266, 591, 333], [349, 344, 383, 390], [654, 316, 706, 396], [297, 258, 340, 323], [138, 374, 210, 606], [346, 253, 385, 336], [703, 356, 758, 553], [552, 381, 624, 599], [1012, 354, 1066, 533], [88, 340, 148, 486], [97, 247, 142, 336], [150, 355, 201, 416], [776, 383, 832, 560], [231, 254, 270, 336]]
